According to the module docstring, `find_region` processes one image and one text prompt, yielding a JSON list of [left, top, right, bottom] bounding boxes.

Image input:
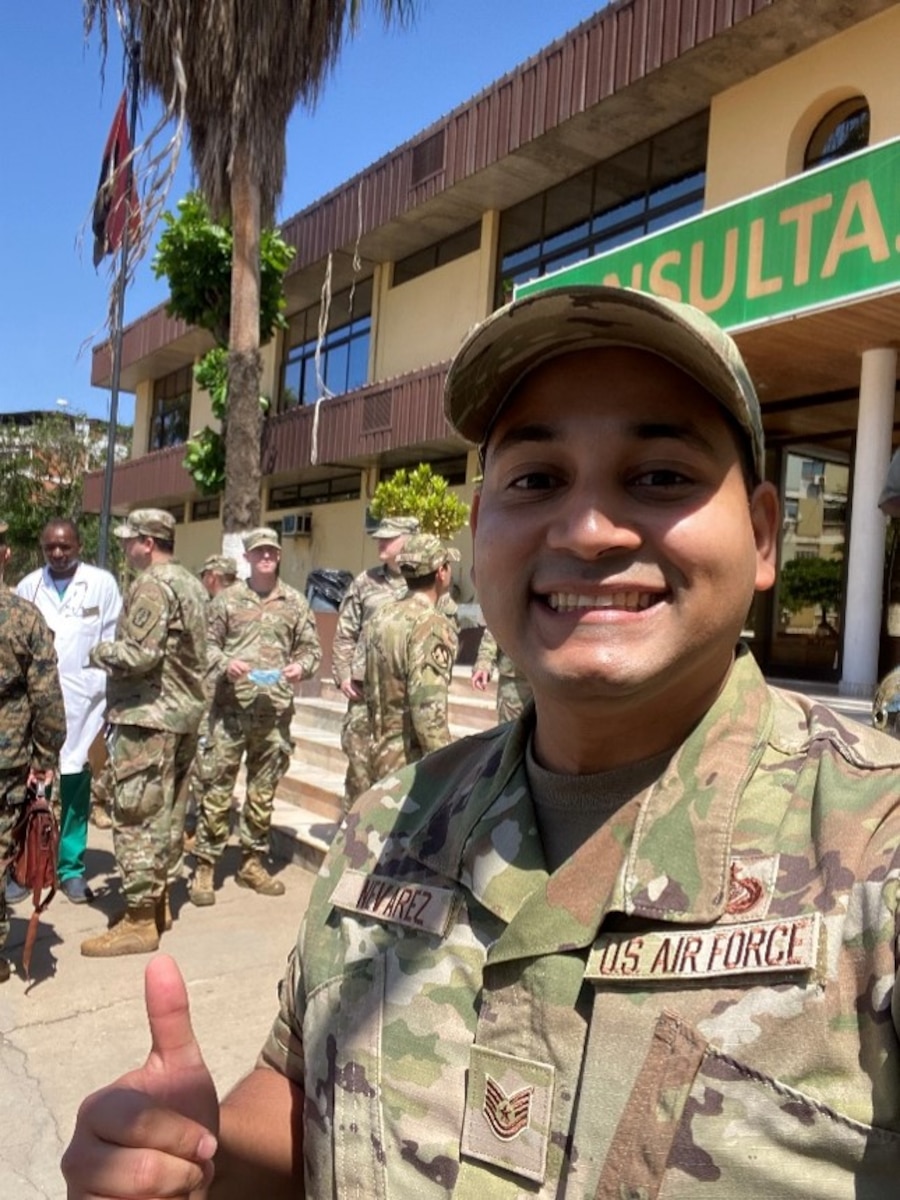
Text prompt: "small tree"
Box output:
[[369, 463, 470, 540], [779, 556, 844, 628], [0, 414, 127, 581], [152, 192, 294, 496]]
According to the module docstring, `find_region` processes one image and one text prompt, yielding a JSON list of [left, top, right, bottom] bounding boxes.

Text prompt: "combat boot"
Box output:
[[236, 852, 285, 896], [90, 803, 112, 830], [189, 862, 216, 907], [81, 904, 159, 957]]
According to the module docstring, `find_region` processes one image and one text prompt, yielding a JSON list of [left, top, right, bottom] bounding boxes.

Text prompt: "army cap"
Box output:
[[443, 284, 765, 479], [370, 515, 419, 539], [199, 554, 237, 577], [113, 508, 175, 540], [396, 533, 461, 578], [242, 526, 280, 552]]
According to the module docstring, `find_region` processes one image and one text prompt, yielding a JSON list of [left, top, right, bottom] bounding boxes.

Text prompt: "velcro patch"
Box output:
[[586, 913, 821, 984], [331, 868, 458, 936], [462, 1046, 554, 1183]]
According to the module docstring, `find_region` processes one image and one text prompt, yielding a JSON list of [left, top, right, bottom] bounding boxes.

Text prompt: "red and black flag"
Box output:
[[92, 91, 141, 267]]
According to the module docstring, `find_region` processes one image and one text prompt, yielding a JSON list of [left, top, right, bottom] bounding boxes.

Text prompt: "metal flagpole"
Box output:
[[97, 38, 141, 569]]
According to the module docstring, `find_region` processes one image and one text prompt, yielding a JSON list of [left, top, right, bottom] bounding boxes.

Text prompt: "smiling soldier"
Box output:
[[63, 286, 900, 1198]]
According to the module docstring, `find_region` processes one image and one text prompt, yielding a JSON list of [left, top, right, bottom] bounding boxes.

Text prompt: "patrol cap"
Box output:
[[199, 554, 238, 577], [370, 515, 419, 539], [113, 508, 176, 541], [443, 284, 765, 479], [242, 526, 280, 552], [396, 533, 461, 578]]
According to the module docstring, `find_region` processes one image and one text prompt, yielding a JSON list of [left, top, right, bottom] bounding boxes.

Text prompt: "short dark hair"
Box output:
[[404, 571, 438, 592], [42, 516, 81, 542], [153, 537, 175, 555]]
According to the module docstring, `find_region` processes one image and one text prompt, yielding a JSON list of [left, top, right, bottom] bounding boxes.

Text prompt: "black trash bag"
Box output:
[[306, 568, 354, 612]]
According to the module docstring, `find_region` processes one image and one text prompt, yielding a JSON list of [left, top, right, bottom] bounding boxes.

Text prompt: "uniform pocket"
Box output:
[[596, 1010, 900, 1200]]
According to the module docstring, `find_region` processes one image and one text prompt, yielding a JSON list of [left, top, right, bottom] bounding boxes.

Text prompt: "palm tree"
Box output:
[[84, 0, 416, 546]]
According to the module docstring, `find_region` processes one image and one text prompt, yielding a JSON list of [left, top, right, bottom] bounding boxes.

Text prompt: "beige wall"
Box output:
[[375, 211, 501, 381], [131, 380, 152, 457], [375, 251, 485, 379], [706, 7, 900, 209], [173, 518, 219, 574]]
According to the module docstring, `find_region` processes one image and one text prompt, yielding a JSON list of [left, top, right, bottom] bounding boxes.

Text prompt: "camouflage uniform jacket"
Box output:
[[331, 565, 406, 687], [473, 626, 529, 688], [90, 562, 207, 734], [363, 591, 458, 778], [262, 646, 900, 1198], [0, 588, 66, 772], [207, 579, 321, 715]]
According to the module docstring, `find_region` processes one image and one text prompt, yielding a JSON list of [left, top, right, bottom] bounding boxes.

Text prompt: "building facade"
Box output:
[[84, 0, 900, 694]]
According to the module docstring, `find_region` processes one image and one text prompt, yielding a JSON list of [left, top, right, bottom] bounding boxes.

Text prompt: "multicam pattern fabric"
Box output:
[[192, 706, 293, 861], [473, 627, 534, 723], [108, 724, 197, 905], [331, 566, 407, 688], [90, 562, 208, 734], [333, 565, 409, 808], [261, 647, 900, 1197], [363, 591, 458, 782], [0, 588, 66, 771], [207, 579, 321, 714]]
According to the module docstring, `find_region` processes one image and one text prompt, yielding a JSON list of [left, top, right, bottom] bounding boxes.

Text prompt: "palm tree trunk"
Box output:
[[223, 141, 263, 539]]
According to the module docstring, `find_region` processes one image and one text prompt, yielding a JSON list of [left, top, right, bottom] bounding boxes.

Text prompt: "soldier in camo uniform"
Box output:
[[362, 533, 460, 782], [65, 284, 900, 1198], [188, 527, 321, 905], [0, 520, 66, 983], [471, 625, 533, 723], [331, 514, 419, 809], [80, 509, 207, 958]]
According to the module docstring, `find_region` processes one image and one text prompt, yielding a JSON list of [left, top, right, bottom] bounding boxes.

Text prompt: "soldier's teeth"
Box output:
[[547, 592, 654, 611]]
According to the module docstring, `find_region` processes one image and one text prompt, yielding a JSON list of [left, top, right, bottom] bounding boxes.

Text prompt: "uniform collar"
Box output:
[[407, 648, 773, 955]]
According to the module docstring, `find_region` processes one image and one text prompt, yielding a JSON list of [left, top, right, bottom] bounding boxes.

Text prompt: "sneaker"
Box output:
[[5, 879, 29, 906], [60, 877, 94, 905]]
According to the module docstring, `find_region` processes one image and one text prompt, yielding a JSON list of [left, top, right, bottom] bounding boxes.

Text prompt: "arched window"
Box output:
[[804, 97, 870, 170]]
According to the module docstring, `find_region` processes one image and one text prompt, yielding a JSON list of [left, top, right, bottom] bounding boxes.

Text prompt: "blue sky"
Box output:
[[0, 3, 605, 425]]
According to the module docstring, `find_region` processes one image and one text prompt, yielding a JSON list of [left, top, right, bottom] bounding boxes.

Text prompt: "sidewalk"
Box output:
[[0, 828, 314, 1200]]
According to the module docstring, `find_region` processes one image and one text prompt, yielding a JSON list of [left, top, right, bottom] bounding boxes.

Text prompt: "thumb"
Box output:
[[144, 953, 205, 1074]]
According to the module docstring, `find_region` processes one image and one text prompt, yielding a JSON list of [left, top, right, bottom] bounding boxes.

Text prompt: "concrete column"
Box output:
[[840, 347, 897, 697]]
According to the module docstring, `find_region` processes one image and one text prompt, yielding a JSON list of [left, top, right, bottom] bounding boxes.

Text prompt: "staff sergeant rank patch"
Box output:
[[330, 868, 458, 936], [586, 913, 822, 984]]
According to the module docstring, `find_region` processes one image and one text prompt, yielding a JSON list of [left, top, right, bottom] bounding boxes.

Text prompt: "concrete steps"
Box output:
[[273, 667, 500, 872]]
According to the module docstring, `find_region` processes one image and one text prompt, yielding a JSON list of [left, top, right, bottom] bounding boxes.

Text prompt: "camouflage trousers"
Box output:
[[0, 766, 29, 952], [340, 696, 373, 811], [109, 725, 198, 908], [193, 705, 293, 862], [497, 674, 534, 724]]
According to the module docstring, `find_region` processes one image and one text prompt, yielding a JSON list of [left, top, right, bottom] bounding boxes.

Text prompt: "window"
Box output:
[[191, 496, 221, 521], [497, 113, 708, 301], [804, 98, 869, 171], [268, 474, 361, 509], [279, 280, 372, 412], [149, 366, 192, 451], [392, 224, 481, 287]]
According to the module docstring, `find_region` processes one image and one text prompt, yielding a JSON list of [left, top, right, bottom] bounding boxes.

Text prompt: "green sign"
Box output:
[[517, 138, 900, 330]]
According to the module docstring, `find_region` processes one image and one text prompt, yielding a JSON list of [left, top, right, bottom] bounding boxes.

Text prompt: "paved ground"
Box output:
[[0, 825, 314, 1200]]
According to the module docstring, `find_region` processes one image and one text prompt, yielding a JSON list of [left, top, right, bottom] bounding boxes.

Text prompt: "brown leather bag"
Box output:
[[4, 782, 59, 978]]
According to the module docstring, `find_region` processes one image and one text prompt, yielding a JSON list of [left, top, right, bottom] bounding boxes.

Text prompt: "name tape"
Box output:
[[586, 913, 821, 984], [331, 868, 457, 936]]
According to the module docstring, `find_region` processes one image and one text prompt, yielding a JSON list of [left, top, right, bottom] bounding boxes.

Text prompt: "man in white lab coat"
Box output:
[[15, 518, 121, 902]]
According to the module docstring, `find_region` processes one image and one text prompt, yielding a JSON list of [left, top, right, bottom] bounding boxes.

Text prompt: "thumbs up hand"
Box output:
[[62, 955, 219, 1199]]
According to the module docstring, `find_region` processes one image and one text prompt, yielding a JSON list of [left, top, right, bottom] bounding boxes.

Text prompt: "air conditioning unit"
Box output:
[[281, 512, 312, 537]]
